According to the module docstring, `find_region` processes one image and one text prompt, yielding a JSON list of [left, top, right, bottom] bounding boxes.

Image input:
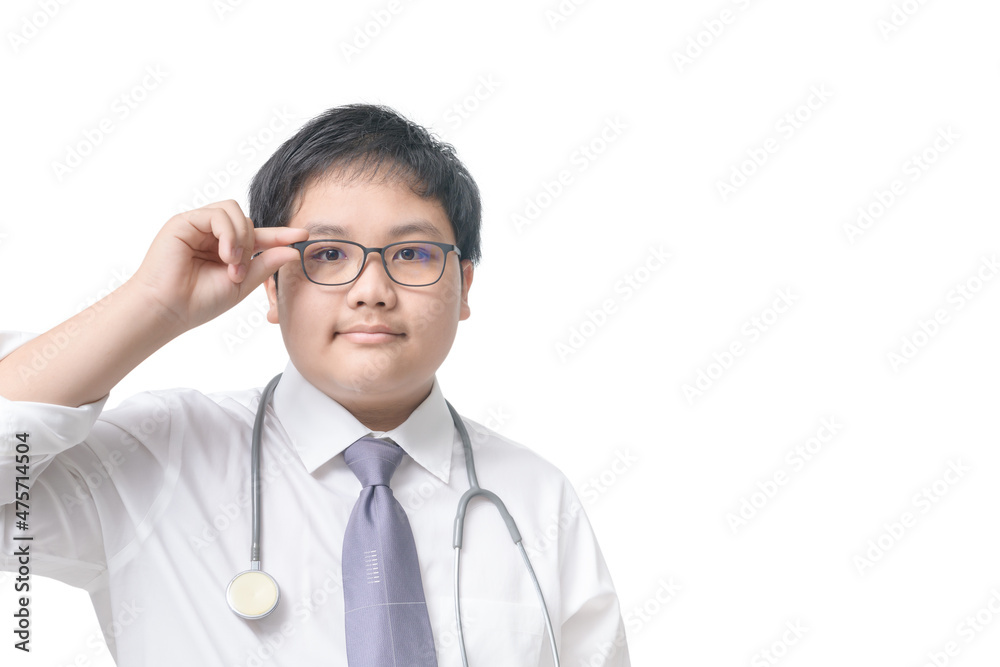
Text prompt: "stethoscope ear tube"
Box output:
[[446, 399, 522, 548], [445, 400, 558, 666], [453, 488, 522, 548]]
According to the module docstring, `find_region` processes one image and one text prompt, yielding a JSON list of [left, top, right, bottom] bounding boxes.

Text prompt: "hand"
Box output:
[[130, 199, 308, 332]]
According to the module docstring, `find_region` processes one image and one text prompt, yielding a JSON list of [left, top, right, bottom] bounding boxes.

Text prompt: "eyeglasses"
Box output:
[[288, 239, 461, 287]]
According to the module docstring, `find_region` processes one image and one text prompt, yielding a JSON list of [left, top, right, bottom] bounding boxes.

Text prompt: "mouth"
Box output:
[[336, 326, 404, 344]]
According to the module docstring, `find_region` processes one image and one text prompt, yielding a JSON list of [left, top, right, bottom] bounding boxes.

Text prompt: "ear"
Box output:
[[459, 259, 473, 321], [265, 272, 280, 324]]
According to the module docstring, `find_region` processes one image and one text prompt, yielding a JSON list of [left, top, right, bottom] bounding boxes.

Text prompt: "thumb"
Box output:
[[240, 246, 302, 293]]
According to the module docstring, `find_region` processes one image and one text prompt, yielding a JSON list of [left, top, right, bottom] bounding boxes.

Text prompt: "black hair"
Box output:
[[248, 103, 482, 289]]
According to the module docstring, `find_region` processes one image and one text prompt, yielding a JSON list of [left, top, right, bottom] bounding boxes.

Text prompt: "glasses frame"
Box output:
[[288, 239, 462, 287]]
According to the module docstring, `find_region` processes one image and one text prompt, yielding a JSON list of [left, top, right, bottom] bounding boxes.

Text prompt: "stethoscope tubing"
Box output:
[[250, 373, 282, 567], [239, 373, 560, 666], [445, 400, 559, 666]]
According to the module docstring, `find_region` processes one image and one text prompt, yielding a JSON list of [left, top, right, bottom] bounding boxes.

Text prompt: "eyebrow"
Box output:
[[303, 220, 445, 241]]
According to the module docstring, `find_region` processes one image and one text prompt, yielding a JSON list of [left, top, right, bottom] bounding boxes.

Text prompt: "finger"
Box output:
[[181, 207, 243, 265], [229, 261, 247, 283], [209, 202, 255, 284], [202, 199, 254, 267]]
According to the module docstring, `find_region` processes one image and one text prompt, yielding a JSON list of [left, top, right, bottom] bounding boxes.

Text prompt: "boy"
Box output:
[[1, 104, 630, 665]]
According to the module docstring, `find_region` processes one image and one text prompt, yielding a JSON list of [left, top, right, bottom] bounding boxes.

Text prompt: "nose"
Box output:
[[347, 250, 397, 308]]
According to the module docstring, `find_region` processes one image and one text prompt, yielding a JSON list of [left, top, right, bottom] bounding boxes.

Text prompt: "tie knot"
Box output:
[[344, 437, 404, 488]]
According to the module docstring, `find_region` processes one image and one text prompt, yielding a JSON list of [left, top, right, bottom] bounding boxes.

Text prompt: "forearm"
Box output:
[[0, 280, 184, 407]]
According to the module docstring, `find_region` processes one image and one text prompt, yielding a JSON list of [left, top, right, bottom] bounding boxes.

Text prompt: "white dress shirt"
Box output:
[[0, 331, 630, 666]]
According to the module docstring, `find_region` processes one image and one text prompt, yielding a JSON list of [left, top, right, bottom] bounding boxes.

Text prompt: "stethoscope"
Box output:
[[226, 373, 560, 666]]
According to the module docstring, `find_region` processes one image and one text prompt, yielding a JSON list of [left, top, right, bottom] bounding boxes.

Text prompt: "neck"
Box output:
[[354, 405, 413, 432], [338, 382, 434, 432]]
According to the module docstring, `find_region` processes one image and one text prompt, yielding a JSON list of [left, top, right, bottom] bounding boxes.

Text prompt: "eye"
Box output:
[[309, 245, 346, 262], [393, 245, 432, 262]]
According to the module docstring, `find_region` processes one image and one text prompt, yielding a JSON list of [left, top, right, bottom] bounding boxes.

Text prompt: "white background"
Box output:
[[2, 0, 1000, 665]]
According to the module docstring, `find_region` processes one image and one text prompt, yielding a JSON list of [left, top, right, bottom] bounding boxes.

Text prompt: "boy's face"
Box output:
[[264, 174, 473, 419]]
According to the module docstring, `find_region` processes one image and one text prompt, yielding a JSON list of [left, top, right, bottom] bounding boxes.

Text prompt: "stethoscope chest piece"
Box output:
[[227, 568, 280, 620]]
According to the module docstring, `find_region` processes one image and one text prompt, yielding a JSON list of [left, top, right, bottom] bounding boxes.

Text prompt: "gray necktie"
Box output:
[[342, 437, 437, 666]]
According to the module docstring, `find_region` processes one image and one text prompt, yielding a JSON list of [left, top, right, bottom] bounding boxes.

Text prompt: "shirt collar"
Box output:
[[271, 360, 454, 484]]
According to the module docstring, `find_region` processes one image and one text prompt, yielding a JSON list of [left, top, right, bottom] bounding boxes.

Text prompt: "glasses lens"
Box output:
[[384, 242, 446, 286], [302, 241, 362, 285]]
